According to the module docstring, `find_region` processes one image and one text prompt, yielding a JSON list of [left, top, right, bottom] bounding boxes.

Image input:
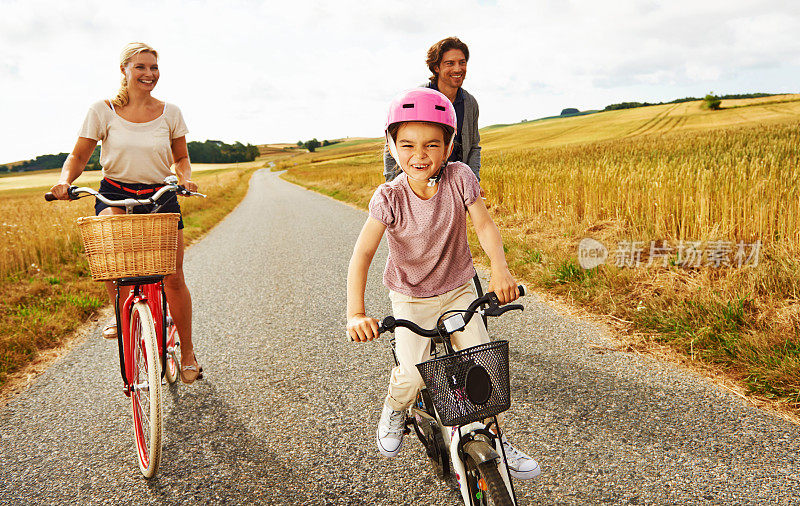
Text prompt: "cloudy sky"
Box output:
[[1, 0, 799, 163]]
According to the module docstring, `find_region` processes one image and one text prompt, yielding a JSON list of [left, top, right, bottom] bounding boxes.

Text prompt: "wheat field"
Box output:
[[281, 96, 800, 408], [0, 164, 261, 387]]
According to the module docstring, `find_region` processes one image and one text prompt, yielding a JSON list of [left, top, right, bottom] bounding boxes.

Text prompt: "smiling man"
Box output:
[[383, 37, 482, 182]]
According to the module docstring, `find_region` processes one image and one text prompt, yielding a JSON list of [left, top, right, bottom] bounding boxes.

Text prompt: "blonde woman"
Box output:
[[50, 42, 202, 383]]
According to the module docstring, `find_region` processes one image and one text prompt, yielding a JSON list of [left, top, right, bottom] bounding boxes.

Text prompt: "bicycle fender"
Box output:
[[463, 439, 500, 465]]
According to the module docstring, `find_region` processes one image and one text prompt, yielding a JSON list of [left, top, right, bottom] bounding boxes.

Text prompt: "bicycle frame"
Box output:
[[45, 177, 203, 477], [115, 278, 168, 395]]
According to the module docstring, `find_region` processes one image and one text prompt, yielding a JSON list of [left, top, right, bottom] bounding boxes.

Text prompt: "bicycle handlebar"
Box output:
[[375, 284, 526, 339], [44, 177, 206, 206]]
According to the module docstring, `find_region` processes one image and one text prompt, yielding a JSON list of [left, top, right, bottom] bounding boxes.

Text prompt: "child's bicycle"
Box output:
[[45, 176, 203, 478], [375, 284, 527, 506]]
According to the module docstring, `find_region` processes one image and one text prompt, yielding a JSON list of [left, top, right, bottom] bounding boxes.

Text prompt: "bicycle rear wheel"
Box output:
[[130, 301, 163, 478], [464, 455, 513, 506], [164, 313, 181, 385]]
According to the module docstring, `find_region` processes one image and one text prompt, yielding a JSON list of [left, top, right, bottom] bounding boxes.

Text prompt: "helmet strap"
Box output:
[[427, 161, 447, 187], [427, 132, 455, 186]]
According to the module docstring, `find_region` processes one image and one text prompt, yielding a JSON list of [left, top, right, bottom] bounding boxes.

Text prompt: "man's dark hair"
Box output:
[[426, 37, 469, 83]]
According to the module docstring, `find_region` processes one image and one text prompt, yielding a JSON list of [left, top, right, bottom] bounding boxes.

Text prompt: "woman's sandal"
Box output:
[[102, 324, 118, 340], [180, 353, 204, 384]]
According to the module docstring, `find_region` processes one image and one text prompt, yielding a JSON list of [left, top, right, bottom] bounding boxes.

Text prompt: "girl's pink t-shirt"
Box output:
[[369, 161, 481, 297]]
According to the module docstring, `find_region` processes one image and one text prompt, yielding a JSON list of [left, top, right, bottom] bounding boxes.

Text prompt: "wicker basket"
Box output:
[[76, 214, 180, 281]]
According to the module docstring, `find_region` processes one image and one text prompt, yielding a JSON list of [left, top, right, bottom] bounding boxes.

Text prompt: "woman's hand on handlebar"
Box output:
[[179, 179, 198, 193], [488, 267, 520, 305], [347, 314, 380, 342], [49, 181, 72, 201]]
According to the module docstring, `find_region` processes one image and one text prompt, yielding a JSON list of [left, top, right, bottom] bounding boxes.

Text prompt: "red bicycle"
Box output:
[[46, 176, 202, 477]]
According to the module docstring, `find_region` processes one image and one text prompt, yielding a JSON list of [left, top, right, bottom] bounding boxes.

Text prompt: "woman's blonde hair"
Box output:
[[111, 42, 158, 107]]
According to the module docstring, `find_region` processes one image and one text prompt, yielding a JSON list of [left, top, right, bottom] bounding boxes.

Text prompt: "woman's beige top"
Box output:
[[78, 100, 189, 184]]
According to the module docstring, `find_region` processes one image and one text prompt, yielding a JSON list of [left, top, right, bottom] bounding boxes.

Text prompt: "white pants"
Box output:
[[385, 281, 490, 411]]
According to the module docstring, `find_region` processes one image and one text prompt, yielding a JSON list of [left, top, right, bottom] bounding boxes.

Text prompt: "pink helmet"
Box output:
[[385, 88, 457, 133], [385, 89, 456, 181]]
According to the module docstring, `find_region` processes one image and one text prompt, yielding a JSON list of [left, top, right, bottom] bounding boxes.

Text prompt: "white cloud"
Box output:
[[1, 0, 799, 162]]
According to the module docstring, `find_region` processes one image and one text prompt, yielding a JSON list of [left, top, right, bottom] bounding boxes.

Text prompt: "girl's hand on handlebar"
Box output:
[[49, 182, 72, 200], [488, 267, 519, 305], [347, 314, 380, 342]]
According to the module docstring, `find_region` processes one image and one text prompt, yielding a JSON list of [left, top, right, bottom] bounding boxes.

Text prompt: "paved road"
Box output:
[[1, 169, 798, 505]]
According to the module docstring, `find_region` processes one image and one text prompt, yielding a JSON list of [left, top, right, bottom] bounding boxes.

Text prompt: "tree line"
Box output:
[[603, 93, 773, 111], [187, 140, 259, 163], [296, 138, 340, 153], [1, 140, 259, 173], [0, 147, 101, 173]]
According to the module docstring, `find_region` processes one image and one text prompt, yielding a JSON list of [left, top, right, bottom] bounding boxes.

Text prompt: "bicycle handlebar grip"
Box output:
[[45, 186, 79, 201], [379, 316, 395, 334]]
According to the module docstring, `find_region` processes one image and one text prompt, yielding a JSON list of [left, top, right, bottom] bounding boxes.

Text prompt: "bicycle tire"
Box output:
[[130, 301, 163, 478], [464, 455, 513, 506], [164, 313, 181, 385]]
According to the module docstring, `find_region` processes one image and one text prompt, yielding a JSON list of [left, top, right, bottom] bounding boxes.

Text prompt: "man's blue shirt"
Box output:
[[426, 81, 464, 163]]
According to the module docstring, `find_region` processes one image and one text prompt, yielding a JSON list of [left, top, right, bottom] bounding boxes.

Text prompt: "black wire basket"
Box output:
[[416, 340, 510, 427]]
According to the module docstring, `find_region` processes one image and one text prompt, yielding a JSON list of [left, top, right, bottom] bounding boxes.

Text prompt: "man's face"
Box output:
[[434, 49, 467, 89]]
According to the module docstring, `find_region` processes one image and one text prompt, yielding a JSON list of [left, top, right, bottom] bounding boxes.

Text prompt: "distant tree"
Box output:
[[560, 108, 580, 116], [719, 93, 772, 100], [0, 165, 8, 173], [604, 101, 654, 111], [17, 153, 69, 171], [187, 139, 260, 163], [86, 146, 102, 170], [297, 140, 304, 147], [669, 97, 700, 104], [247, 144, 260, 160], [703, 92, 722, 110], [305, 138, 321, 152]]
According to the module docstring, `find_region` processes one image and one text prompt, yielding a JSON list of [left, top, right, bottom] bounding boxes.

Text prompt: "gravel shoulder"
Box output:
[[1, 169, 798, 505]]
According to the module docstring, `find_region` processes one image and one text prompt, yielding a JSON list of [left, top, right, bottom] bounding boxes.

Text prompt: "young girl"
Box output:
[[346, 88, 540, 479]]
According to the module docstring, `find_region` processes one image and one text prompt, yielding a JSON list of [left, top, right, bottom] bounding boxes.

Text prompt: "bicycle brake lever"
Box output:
[[484, 304, 524, 317]]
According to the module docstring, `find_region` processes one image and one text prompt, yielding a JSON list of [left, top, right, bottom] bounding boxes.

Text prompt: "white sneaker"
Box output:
[[501, 436, 541, 480], [376, 404, 405, 457]]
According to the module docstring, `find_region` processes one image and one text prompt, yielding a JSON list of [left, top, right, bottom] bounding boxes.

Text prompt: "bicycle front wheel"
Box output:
[[130, 301, 163, 478], [464, 455, 513, 506]]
